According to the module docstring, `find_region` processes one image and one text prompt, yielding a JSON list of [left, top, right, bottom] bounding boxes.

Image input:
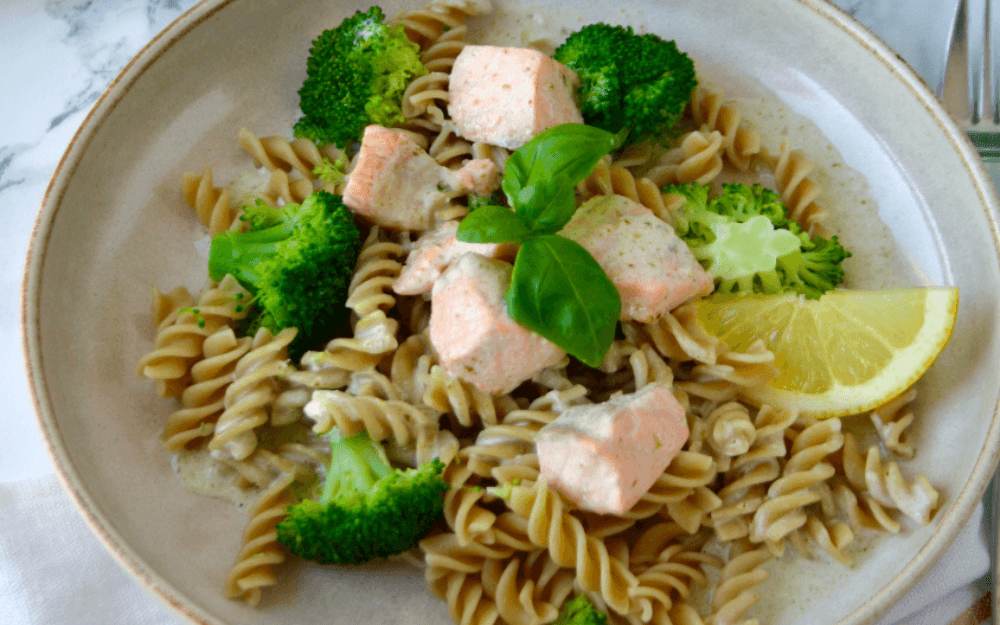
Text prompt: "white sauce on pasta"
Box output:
[[173, 448, 259, 509]]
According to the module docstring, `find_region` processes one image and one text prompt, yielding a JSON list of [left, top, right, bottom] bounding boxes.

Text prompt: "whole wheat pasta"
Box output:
[[208, 327, 297, 461], [181, 166, 237, 235], [688, 86, 762, 171], [160, 327, 252, 450]]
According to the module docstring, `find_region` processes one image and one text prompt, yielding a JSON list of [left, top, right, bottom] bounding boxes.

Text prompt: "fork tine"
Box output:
[[977, 0, 993, 125], [943, 0, 971, 121], [989, 0, 999, 124]]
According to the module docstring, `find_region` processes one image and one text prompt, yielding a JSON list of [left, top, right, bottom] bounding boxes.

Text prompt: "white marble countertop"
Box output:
[[0, 0, 993, 624]]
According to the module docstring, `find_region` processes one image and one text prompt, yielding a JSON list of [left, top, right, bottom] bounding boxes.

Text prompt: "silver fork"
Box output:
[[939, 0, 1000, 618], [941, 0, 1000, 157]]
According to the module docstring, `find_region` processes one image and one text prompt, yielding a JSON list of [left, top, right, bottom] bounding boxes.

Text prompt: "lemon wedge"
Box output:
[[696, 288, 959, 418]]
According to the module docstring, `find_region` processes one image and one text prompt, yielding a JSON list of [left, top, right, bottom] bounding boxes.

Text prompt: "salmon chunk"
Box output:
[[456, 158, 500, 196], [535, 384, 689, 515], [448, 45, 583, 150], [429, 253, 565, 394], [343, 125, 467, 231], [393, 221, 517, 296], [559, 195, 713, 322]]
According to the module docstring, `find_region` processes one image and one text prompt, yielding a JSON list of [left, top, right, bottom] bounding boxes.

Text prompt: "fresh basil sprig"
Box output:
[[456, 123, 626, 367]]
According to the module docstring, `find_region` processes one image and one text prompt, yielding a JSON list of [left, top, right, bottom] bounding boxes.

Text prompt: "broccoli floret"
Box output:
[[295, 6, 428, 147], [208, 191, 361, 356], [553, 594, 608, 625], [313, 154, 349, 187], [275, 429, 448, 565], [667, 182, 851, 298], [553, 23, 697, 143], [777, 233, 852, 299]]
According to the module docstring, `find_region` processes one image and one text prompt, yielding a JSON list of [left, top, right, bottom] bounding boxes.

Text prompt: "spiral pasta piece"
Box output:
[[442, 414, 552, 545], [480, 551, 573, 625], [577, 156, 679, 224], [208, 327, 296, 460], [705, 542, 772, 625], [428, 121, 476, 169], [423, 532, 519, 586], [507, 479, 638, 615], [423, 364, 503, 428], [628, 302, 724, 366], [788, 515, 854, 565], [710, 405, 796, 542], [862, 444, 939, 525], [627, 523, 719, 624], [181, 166, 237, 235], [394, 0, 492, 52], [137, 275, 253, 398], [304, 389, 438, 445], [224, 471, 296, 606], [688, 86, 762, 171], [319, 309, 400, 372], [749, 417, 844, 548], [706, 402, 757, 459], [870, 387, 917, 459], [161, 327, 252, 450], [434, 569, 503, 625], [237, 127, 336, 180], [391, 332, 437, 404], [346, 227, 406, 319], [395, 0, 491, 133], [646, 130, 724, 187], [677, 341, 778, 405], [761, 139, 828, 234]]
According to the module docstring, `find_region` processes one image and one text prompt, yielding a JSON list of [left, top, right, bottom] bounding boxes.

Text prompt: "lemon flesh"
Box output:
[[697, 288, 959, 418]]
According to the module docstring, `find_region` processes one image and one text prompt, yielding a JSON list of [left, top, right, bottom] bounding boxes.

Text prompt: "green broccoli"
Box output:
[[313, 154, 349, 187], [295, 6, 428, 147], [208, 190, 361, 356], [553, 594, 608, 625], [466, 188, 506, 212], [668, 182, 851, 298], [275, 428, 448, 565], [553, 23, 697, 143]]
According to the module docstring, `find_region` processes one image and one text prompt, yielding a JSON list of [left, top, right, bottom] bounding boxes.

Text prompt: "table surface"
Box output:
[[0, 0, 993, 624]]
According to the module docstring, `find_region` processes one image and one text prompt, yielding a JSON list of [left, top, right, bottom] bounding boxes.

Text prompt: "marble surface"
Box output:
[[0, 0, 992, 623]]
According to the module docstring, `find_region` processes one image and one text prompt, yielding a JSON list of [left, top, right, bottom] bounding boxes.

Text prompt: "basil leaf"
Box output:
[[502, 124, 622, 233], [505, 234, 620, 367], [456, 205, 532, 243], [511, 178, 577, 235]]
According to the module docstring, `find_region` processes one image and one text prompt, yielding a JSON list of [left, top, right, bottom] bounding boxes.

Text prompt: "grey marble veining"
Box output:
[[0, 0, 197, 481]]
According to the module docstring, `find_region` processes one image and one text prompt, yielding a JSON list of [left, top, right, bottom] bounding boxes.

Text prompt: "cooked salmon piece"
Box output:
[[343, 125, 471, 231], [393, 221, 517, 296], [448, 45, 583, 150], [535, 383, 689, 515], [456, 158, 500, 196], [429, 253, 565, 394], [559, 195, 713, 322]]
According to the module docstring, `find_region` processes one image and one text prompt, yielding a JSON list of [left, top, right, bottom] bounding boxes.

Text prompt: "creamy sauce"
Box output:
[[173, 447, 259, 509]]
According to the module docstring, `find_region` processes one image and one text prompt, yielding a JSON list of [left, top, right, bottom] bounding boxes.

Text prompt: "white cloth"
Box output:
[[0, 476, 182, 624]]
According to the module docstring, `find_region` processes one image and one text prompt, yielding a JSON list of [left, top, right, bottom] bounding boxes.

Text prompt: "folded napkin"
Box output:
[[0, 475, 182, 625], [0, 474, 989, 625]]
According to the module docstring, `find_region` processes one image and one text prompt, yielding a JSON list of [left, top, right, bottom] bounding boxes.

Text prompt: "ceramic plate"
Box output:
[[22, 0, 1000, 623]]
